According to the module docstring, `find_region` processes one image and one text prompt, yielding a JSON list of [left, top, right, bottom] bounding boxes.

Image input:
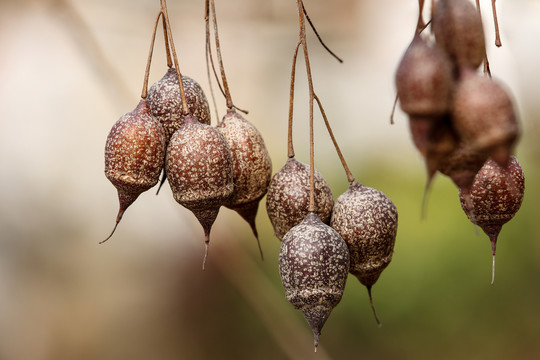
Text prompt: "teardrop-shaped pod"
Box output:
[[279, 213, 350, 351], [216, 109, 272, 258], [330, 182, 398, 326], [459, 156, 525, 283], [103, 99, 166, 242], [165, 114, 234, 268]]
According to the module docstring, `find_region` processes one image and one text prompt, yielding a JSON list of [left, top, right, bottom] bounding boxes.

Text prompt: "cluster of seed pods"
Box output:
[[268, 155, 399, 348], [103, 3, 272, 268], [395, 0, 525, 282]]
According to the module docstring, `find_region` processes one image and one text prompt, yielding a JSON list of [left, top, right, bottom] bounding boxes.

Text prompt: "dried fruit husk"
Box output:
[[279, 213, 350, 350], [103, 99, 166, 242], [395, 34, 454, 116], [147, 68, 211, 141], [216, 110, 272, 256], [331, 182, 398, 287], [459, 156, 525, 282], [165, 114, 234, 267], [266, 158, 334, 240], [432, 0, 486, 69], [452, 68, 520, 167]]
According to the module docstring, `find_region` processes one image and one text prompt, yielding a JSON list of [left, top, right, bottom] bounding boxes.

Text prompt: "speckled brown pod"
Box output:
[[395, 34, 454, 116], [330, 182, 398, 326], [279, 212, 350, 351], [215, 109, 272, 258], [165, 114, 234, 268], [459, 156, 525, 283], [147, 68, 211, 141], [103, 99, 166, 242], [432, 0, 486, 69], [266, 158, 334, 240], [452, 68, 520, 167]]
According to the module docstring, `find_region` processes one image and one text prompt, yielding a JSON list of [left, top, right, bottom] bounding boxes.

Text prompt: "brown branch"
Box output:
[[301, 2, 343, 63], [314, 94, 354, 183], [141, 10, 164, 99], [287, 41, 302, 159]]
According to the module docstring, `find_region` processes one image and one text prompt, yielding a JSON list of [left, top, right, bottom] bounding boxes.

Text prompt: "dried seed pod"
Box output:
[[408, 115, 459, 185], [165, 114, 234, 268], [432, 0, 486, 69], [459, 156, 525, 284], [147, 68, 211, 141], [452, 68, 520, 167], [266, 158, 334, 240], [279, 213, 350, 351], [103, 99, 166, 242], [395, 34, 455, 116], [215, 109, 272, 258], [330, 182, 398, 326]]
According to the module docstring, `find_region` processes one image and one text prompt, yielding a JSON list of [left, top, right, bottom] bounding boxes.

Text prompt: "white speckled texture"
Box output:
[[266, 158, 334, 240], [165, 115, 234, 236], [279, 213, 350, 340], [331, 182, 398, 287], [105, 99, 166, 206], [147, 68, 211, 141], [459, 156, 525, 240], [216, 110, 272, 208]]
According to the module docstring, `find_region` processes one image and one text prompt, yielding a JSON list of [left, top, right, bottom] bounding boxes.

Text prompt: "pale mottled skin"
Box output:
[[279, 213, 350, 347], [395, 35, 454, 117], [165, 115, 233, 239], [331, 182, 398, 287], [452, 68, 519, 167], [147, 68, 211, 142], [105, 99, 166, 211], [216, 110, 272, 208], [432, 0, 485, 69], [459, 156, 525, 249], [266, 158, 334, 240]]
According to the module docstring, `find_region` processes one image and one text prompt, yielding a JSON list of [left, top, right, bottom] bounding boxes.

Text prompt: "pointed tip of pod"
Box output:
[[101, 189, 140, 244], [229, 201, 264, 260]]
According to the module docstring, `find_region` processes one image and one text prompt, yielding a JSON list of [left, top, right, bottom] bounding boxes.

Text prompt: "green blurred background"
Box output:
[[1, 0, 539, 359]]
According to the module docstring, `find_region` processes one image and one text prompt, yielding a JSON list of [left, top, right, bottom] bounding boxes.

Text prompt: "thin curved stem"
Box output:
[[475, 0, 492, 78], [160, 0, 190, 115], [162, 10, 173, 68], [314, 94, 354, 183], [301, 2, 343, 63], [210, 0, 233, 110], [141, 10, 164, 99], [296, 0, 316, 214], [491, 0, 502, 47], [287, 41, 301, 159]]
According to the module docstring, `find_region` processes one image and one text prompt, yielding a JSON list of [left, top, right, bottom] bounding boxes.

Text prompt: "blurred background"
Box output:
[[1, 0, 539, 359]]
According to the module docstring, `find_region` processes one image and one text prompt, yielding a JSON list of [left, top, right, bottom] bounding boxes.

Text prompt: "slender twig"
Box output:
[[162, 11, 173, 68], [301, 2, 343, 63], [205, 1, 220, 123], [475, 0, 492, 78], [491, 0, 502, 47], [209, 0, 233, 109], [314, 94, 354, 183], [416, 0, 426, 34], [287, 41, 302, 159], [296, 0, 317, 214], [160, 0, 190, 115], [141, 10, 164, 99]]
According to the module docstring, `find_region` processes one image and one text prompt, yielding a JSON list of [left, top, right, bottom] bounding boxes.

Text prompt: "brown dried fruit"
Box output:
[[459, 156, 525, 283], [165, 114, 234, 268], [395, 34, 454, 117], [147, 68, 211, 141], [266, 158, 334, 240], [103, 100, 166, 242], [216, 109, 272, 258], [432, 0, 486, 69], [452, 68, 520, 167], [330, 182, 398, 326], [279, 212, 350, 351]]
